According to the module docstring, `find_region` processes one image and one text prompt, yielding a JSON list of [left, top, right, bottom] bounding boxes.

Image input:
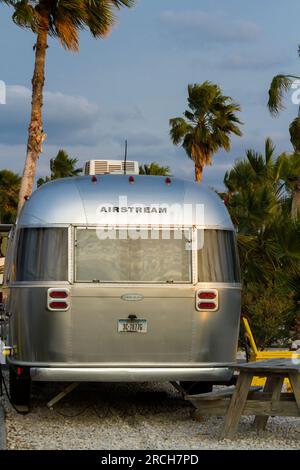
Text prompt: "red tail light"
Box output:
[[198, 292, 216, 300], [198, 302, 216, 310], [47, 289, 70, 311], [49, 301, 68, 310], [49, 291, 68, 299], [196, 290, 218, 312]]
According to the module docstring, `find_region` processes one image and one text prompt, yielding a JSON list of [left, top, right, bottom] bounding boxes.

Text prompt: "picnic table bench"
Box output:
[[186, 359, 300, 439]]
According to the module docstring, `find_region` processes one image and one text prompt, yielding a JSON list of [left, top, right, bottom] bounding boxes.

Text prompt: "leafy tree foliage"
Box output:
[[139, 162, 171, 176], [224, 139, 300, 346], [37, 149, 82, 186], [0, 169, 21, 223]]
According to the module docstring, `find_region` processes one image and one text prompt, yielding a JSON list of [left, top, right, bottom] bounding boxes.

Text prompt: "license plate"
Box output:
[[118, 319, 147, 333]]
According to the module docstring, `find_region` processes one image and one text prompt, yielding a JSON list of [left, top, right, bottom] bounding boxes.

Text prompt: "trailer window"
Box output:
[[75, 229, 192, 283], [14, 228, 68, 282], [198, 230, 240, 283]]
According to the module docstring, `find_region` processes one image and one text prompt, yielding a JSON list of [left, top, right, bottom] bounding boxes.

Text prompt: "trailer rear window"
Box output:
[[198, 230, 240, 283], [75, 228, 192, 283], [14, 228, 68, 282]]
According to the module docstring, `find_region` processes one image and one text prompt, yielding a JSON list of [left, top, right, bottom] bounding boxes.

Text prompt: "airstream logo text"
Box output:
[[95, 196, 205, 250], [96, 196, 204, 229], [98, 206, 168, 214]]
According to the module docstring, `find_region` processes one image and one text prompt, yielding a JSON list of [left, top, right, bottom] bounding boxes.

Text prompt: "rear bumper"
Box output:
[[29, 366, 233, 383]]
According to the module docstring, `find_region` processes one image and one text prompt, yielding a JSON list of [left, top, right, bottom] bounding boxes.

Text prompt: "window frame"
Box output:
[[73, 226, 194, 285]]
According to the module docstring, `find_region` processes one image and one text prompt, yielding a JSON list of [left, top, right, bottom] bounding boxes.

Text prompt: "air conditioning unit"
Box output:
[[84, 160, 139, 176]]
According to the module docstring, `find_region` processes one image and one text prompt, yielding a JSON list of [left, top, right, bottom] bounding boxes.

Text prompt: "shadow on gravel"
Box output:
[[30, 381, 192, 418]]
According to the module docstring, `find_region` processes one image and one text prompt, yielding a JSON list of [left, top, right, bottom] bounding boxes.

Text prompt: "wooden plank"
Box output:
[[221, 371, 253, 440], [254, 375, 284, 432], [289, 373, 300, 413], [192, 399, 300, 417], [248, 392, 295, 401], [234, 359, 300, 374], [186, 386, 236, 401], [186, 386, 262, 402]]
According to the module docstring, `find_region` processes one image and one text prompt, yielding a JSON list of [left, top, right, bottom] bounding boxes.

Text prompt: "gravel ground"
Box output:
[[1, 373, 300, 450]]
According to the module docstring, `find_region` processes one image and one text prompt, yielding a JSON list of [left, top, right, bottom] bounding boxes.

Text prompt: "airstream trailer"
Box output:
[[1, 174, 241, 407]]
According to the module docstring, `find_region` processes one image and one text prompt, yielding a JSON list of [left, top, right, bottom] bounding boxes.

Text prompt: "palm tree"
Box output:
[[139, 162, 171, 176], [223, 142, 300, 347], [268, 74, 300, 116], [0, 169, 21, 224], [37, 149, 82, 186], [268, 71, 300, 154], [169, 82, 243, 182], [267, 53, 300, 218], [1, 1, 135, 214], [225, 138, 277, 194]]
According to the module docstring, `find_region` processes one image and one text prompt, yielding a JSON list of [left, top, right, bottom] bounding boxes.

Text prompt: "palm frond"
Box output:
[[12, 1, 38, 31], [5, 0, 136, 47], [268, 74, 295, 115], [289, 116, 300, 153], [169, 117, 192, 146]]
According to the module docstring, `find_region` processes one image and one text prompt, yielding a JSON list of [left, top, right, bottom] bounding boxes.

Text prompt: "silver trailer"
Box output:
[[0, 175, 241, 406]]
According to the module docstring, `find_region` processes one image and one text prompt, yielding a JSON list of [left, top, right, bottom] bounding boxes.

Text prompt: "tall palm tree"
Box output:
[[0, 169, 21, 224], [169, 82, 243, 182], [139, 162, 171, 176], [1, 1, 135, 214], [37, 149, 82, 186], [267, 53, 300, 218], [268, 71, 300, 156]]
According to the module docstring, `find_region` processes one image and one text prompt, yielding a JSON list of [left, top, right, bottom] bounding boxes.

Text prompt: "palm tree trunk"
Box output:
[[17, 28, 48, 214], [195, 164, 203, 182], [291, 176, 300, 219]]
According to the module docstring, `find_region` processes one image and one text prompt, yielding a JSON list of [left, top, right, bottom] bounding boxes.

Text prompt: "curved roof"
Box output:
[[18, 175, 233, 229]]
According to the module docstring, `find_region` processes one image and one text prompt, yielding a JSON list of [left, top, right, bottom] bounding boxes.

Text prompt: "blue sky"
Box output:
[[1, 0, 300, 189]]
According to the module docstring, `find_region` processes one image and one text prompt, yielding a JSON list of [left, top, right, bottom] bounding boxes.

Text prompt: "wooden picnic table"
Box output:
[[187, 359, 300, 440]]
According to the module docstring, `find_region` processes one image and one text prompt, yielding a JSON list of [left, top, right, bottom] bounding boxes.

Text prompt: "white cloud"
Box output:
[[219, 51, 291, 70], [0, 85, 99, 145], [160, 10, 261, 44]]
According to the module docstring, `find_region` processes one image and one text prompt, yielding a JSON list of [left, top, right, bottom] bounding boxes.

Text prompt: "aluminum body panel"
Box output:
[[17, 175, 233, 229], [7, 285, 241, 366]]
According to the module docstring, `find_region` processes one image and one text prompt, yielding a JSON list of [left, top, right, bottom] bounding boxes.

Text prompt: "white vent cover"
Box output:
[[84, 160, 139, 176]]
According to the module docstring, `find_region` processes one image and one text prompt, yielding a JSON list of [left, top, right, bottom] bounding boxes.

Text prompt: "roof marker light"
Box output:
[[129, 176, 135, 184], [91, 175, 97, 183], [165, 177, 172, 185]]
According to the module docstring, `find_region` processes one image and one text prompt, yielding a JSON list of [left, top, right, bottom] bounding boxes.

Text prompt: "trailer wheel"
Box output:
[[9, 366, 31, 409], [179, 381, 213, 395]]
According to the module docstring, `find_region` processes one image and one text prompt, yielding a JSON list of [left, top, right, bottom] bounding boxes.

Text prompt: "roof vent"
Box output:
[[84, 160, 139, 176]]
